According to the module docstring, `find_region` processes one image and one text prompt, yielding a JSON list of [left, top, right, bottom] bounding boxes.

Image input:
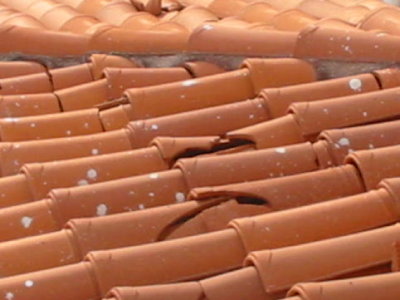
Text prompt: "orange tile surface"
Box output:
[[0, 1, 399, 300]]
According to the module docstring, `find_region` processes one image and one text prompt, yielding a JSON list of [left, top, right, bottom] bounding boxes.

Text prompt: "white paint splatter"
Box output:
[[150, 124, 158, 131], [30, 123, 36, 128], [21, 216, 33, 229], [24, 280, 34, 288], [343, 45, 352, 54], [275, 147, 287, 154], [362, 112, 368, 117], [338, 137, 350, 146], [138, 204, 145, 210], [349, 78, 362, 91], [203, 24, 214, 30], [3, 118, 19, 123], [5, 292, 14, 300], [182, 79, 197, 87], [91, 149, 99, 155], [96, 204, 108, 216], [149, 173, 159, 179], [87, 169, 97, 180], [66, 130, 72, 135], [175, 192, 185, 203]]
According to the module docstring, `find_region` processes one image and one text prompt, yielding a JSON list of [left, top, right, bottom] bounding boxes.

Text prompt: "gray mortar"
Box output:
[[0, 52, 398, 80]]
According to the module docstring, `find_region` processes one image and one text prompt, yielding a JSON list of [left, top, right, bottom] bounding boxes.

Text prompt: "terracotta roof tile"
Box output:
[[246, 224, 400, 295], [0, 72, 52, 95], [123, 58, 316, 120], [270, 9, 318, 32], [295, 25, 400, 62], [0, 93, 61, 118], [260, 72, 380, 118], [188, 25, 298, 55], [1, 198, 398, 295], [0, 25, 89, 55], [286, 272, 400, 300], [346, 144, 400, 189], [0, 129, 133, 174], [0, 0, 400, 57], [0, 108, 103, 141], [0, 61, 45, 79], [227, 87, 400, 148], [1, 1, 400, 299], [124, 98, 269, 147], [318, 119, 400, 165]]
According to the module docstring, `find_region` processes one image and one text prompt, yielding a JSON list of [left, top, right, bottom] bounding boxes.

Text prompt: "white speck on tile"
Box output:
[[203, 24, 214, 30], [21, 216, 33, 228], [369, 143, 375, 149], [182, 79, 196, 87], [91, 149, 99, 155], [66, 130, 72, 135], [96, 204, 108, 216], [5, 292, 14, 300], [148, 192, 155, 197], [14, 102, 20, 107], [30, 123, 36, 128], [150, 124, 159, 131], [24, 280, 34, 288], [175, 192, 185, 203], [138, 204, 145, 210], [77, 179, 89, 186], [338, 137, 350, 146], [3, 118, 19, 123], [349, 78, 362, 91], [180, 94, 186, 99], [323, 108, 329, 114], [149, 173, 159, 179], [14, 144, 20, 149], [362, 112, 368, 117], [343, 45, 352, 54], [249, 114, 255, 119], [216, 115, 221, 119], [13, 160, 20, 166], [84, 122, 89, 129], [275, 147, 287, 154], [345, 36, 351, 41], [87, 169, 97, 180], [129, 190, 135, 196]]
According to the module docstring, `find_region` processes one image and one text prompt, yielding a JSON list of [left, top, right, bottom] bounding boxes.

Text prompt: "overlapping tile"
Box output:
[[0, 1, 399, 300]]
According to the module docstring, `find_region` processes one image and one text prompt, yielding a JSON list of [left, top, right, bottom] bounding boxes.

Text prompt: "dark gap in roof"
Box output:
[[236, 196, 268, 206]]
